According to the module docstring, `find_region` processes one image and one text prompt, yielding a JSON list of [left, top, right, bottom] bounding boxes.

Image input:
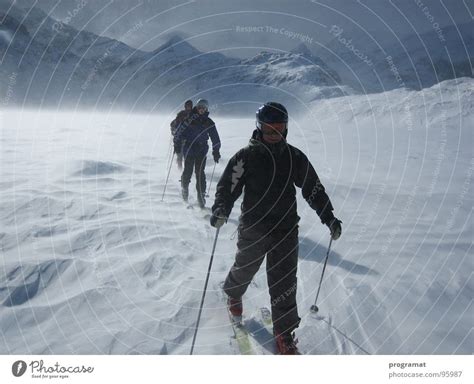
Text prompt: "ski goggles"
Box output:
[[260, 122, 287, 136]]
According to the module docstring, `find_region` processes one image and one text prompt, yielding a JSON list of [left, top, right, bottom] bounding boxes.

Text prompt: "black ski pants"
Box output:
[[223, 226, 300, 335], [181, 153, 207, 201]]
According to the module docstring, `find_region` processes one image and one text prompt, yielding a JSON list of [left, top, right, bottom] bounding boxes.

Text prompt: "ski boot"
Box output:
[[227, 296, 243, 317], [197, 193, 206, 209], [181, 186, 189, 202], [274, 331, 300, 355]]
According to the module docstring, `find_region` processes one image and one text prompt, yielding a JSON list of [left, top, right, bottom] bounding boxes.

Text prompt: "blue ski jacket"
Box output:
[[174, 107, 221, 158]]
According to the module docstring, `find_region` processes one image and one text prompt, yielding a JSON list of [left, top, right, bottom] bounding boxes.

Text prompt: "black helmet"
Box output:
[[256, 102, 288, 131]]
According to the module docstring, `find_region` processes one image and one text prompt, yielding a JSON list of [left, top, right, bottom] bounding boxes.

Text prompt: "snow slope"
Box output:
[[316, 20, 473, 93], [0, 77, 472, 354]]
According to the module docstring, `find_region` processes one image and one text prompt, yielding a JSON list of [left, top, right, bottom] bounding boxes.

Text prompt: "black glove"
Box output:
[[210, 208, 227, 228], [213, 150, 221, 163], [327, 217, 342, 240]]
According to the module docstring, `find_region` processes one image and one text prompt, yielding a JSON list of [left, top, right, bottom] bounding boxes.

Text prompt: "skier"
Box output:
[[174, 99, 221, 208], [210, 102, 342, 355], [170, 99, 193, 170]]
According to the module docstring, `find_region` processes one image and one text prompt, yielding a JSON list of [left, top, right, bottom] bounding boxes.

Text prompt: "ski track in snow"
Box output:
[[0, 78, 472, 354]]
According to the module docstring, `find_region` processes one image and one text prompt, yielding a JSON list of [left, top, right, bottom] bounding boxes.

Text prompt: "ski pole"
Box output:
[[161, 151, 175, 201], [310, 237, 333, 313], [165, 135, 173, 169], [190, 227, 220, 355], [206, 162, 217, 197]]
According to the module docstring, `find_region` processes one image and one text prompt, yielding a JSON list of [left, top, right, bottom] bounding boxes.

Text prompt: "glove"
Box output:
[[210, 208, 227, 228], [327, 217, 342, 240], [174, 144, 181, 155], [213, 150, 221, 163]]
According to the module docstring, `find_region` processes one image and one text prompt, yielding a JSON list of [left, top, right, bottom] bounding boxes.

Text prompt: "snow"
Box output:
[[0, 77, 472, 354]]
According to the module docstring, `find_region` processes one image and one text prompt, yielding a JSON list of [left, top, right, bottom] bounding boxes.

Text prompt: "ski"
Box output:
[[260, 307, 272, 327], [218, 282, 256, 355], [226, 310, 255, 355], [254, 307, 277, 354]]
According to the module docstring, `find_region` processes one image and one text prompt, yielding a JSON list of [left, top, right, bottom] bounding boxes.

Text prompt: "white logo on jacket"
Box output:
[[231, 159, 244, 193]]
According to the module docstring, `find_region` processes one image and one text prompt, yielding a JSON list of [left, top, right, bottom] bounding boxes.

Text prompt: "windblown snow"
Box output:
[[0, 78, 472, 354]]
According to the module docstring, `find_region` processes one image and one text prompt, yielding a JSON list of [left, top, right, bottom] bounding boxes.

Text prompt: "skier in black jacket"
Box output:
[[170, 99, 193, 170], [210, 102, 342, 355]]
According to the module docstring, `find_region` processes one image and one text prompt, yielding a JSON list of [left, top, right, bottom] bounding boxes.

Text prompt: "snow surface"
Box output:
[[0, 78, 472, 354]]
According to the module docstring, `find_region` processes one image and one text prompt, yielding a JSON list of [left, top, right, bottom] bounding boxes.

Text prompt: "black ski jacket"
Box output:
[[170, 109, 190, 136], [212, 130, 335, 233]]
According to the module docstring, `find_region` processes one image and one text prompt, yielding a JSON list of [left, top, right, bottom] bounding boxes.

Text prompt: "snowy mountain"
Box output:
[[0, 3, 142, 107], [9, 0, 472, 57], [0, 2, 348, 113], [190, 47, 349, 114], [2, 1, 471, 113], [1, 77, 472, 354], [316, 20, 473, 93]]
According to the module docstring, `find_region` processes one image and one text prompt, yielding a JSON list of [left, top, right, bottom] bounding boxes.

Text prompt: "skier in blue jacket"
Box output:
[[174, 99, 221, 208]]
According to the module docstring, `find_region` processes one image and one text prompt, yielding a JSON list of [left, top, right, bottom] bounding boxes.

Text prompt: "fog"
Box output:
[[6, 0, 472, 57]]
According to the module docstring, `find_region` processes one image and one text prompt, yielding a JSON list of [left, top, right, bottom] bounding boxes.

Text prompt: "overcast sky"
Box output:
[[8, 0, 473, 57]]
